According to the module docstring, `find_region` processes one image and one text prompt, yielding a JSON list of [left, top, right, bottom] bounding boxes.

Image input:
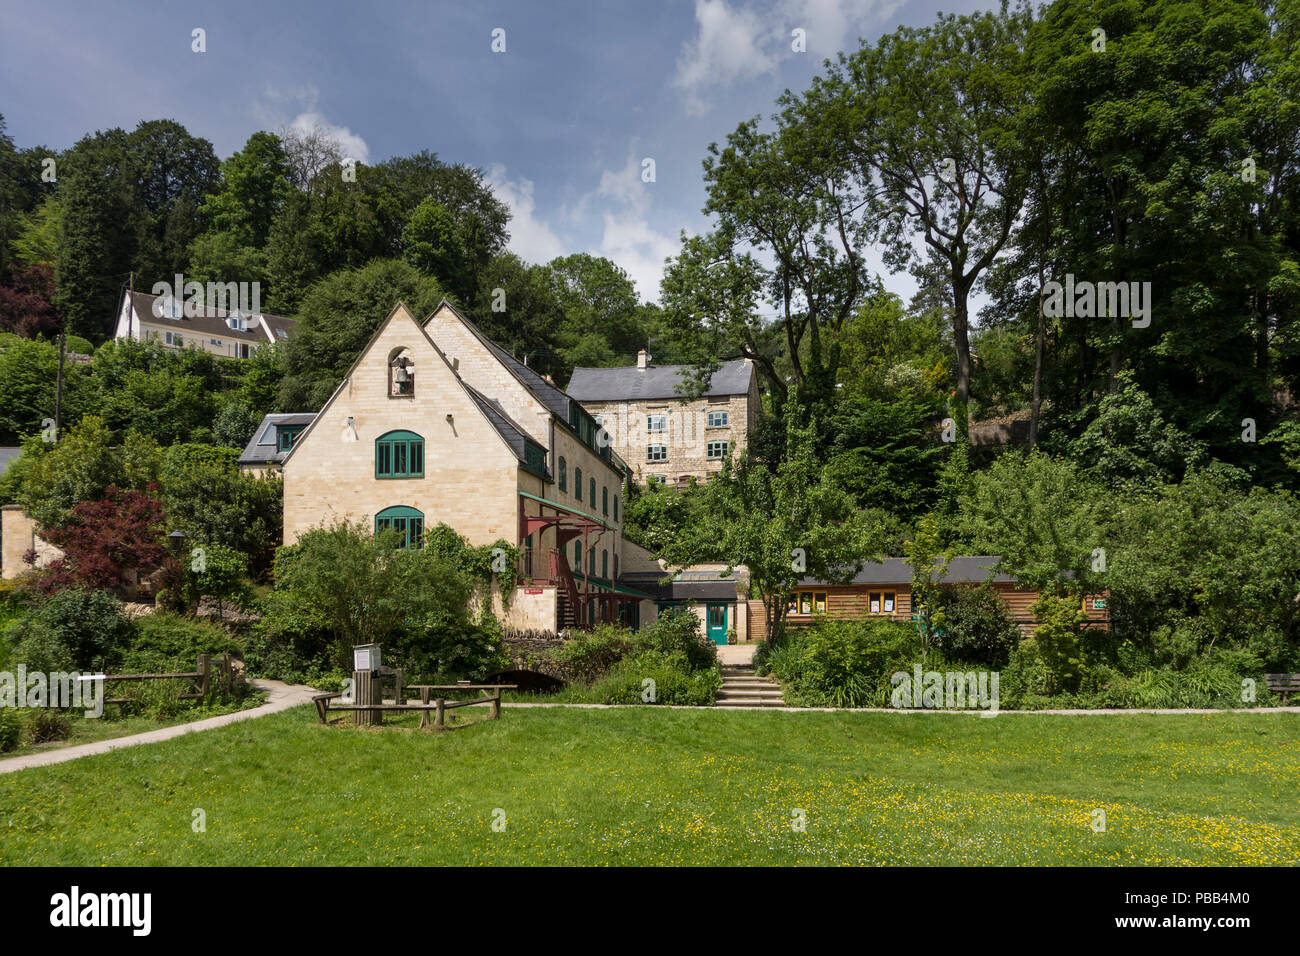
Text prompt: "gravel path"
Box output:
[[0, 679, 318, 775]]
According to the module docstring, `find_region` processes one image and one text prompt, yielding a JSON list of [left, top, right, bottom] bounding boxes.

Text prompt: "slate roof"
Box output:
[[127, 291, 294, 345], [463, 383, 548, 474], [239, 413, 317, 466], [566, 359, 753, 403], [619, 570, 741, 602], [0, 447, 21, 477], [799, 556, 1016, 587], [444, 307, 574, 420]]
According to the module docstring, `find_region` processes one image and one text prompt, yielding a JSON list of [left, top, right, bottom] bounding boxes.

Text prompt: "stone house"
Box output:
[[280, 300, 659, 632], [113, 290, 294, 359], [565, 351, 760, 487]]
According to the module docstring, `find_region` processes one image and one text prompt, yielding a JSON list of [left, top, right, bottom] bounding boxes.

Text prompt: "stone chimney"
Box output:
[[637, 348, 650, 370]]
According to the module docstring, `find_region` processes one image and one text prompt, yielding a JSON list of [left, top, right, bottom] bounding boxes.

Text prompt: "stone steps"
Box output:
[[716, 665, 785, 707]]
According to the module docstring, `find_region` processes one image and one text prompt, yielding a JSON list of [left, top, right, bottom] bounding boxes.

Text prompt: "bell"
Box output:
[[394, 365, 410, 383]]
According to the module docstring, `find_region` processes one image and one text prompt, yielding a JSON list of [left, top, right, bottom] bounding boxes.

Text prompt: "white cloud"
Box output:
[[485, 164, 568, 265], [595, 208, 681, 304], [252, 84, 370, 164], [673, 0, 782, 116], [673, 0, 904, 114]]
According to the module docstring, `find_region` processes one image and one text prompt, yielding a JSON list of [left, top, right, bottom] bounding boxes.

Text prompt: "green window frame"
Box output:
[[575, 467, 583, 501], [558, 457, 567, 492], [707, 409, 729, 428], [601, 550, 608, 578], [602, 486, 608, 516], [523, 441, 546, 477], [613, 495, 619, 522], [647, 445, 667, 462], [376, 430, 424, 478], [277, 425, 303, 452], [573, 540, 581, 566], [706, 440, 729, 460], [589, 477, 596, 505], [588, 548, 595, 574], [375, 505, 424, 550]]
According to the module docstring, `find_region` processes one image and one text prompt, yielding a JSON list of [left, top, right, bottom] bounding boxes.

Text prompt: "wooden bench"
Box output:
[[1265, 674, 1300, 705]]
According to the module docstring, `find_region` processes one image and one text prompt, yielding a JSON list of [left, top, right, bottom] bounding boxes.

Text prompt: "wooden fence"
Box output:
[[313, 679, 517, 731], [101, 652, 238, 707]]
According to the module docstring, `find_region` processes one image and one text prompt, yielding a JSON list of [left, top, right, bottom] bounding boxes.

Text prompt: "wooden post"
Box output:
[[354, 669, 380, 727], [197, 654, 210, 698], [434, 698, 445, 731], [418, 687, 431, 730], [395, 668, 404, 705], [490, 691, 501, 720]]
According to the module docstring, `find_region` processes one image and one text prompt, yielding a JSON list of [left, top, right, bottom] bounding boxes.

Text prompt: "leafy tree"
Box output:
[[0, 263, 61, 338], [547, 253, 648, 371], [158, 443, 282, 577], [279, 258, 448, 410], [36, 484, 167, 594], [651, 397, 888, 642], [0, 335, 91, 444], [212, 398, 260, 449], [270, 519, 474, 667], [16, 415, 124, 528], [7, 588, 134, 673], [11, 197, 61, 267], [54, 128, 137, 340], [403, 198, 469, 295], [90, 337, 223, 444], [957, 450, 1104, 595], [468, 253, 566, 379], [199, 131, 292, 249], [182, 542, 251, 619]]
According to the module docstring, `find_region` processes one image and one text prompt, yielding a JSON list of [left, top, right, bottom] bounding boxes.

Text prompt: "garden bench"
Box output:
[[1264, 674, 1300, 705]]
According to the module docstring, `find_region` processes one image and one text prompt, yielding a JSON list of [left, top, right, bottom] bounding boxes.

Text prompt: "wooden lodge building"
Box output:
[[752, 556, 1111, 641]]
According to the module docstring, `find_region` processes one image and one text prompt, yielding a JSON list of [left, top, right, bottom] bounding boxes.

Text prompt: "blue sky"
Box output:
[[1, 0, 993, 304]]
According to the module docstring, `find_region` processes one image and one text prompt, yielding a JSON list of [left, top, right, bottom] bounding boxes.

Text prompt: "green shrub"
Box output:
[[6, 589, 134, 672], [549, 625, 634, 684], [1028, 595, 1087, 694], [769, 619, 916, 708], [593, 650, 721, 705], [935, 585, 1019, 667], [633, 608, 717, 671], [27, 709, 70, 743], [0, 708, 22, 751], [119, 612, 243, 674]]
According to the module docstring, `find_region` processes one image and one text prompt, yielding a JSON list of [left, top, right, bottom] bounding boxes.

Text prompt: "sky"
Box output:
[[1, 0, 995, 305]]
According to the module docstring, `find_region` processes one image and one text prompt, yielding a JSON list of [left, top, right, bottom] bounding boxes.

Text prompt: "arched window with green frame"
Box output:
[[589, 477, 596, 506], [375, 430, 424, 478], [575, 467, 583, 500], [375, 505, 424, 549], [602, 486, 608, 516], [558, 456, 567, 492]]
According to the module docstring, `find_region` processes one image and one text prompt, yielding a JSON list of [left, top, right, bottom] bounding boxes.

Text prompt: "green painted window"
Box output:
[[376, 430, 424, 478], [706, 440, 729, 460], [647, 445, 667, 462], [601, 550, 608, 578], [602, 486, 608, 516], [277, 425, 304, 451], [575, 467, 583, 501], [588, 548, 595, 574], [375, 505, 424, 549], [558, 457, 567, 492], [589, 477, 596, 506], [573, 540, 581, 566], [523, 441, 546, 477], [613, 495, 619, 522], [707, 409, 729, 428]]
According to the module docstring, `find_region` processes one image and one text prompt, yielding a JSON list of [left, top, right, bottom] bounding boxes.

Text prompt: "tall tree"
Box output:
[[807, 2, 1033, 403]]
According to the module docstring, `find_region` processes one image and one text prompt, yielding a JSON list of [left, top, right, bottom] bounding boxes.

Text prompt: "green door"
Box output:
[[706, 604, 728, 645]]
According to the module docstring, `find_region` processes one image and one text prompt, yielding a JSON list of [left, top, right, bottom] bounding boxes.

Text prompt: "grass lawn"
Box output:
[[0, 705, 1296, 865], [0, 693, 268, 762]]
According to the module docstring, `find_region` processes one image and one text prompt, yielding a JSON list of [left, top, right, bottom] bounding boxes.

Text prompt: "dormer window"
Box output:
[[388, 348, 415, 397], [153, 295, 182, 320], [226, 311, 246, 332]]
